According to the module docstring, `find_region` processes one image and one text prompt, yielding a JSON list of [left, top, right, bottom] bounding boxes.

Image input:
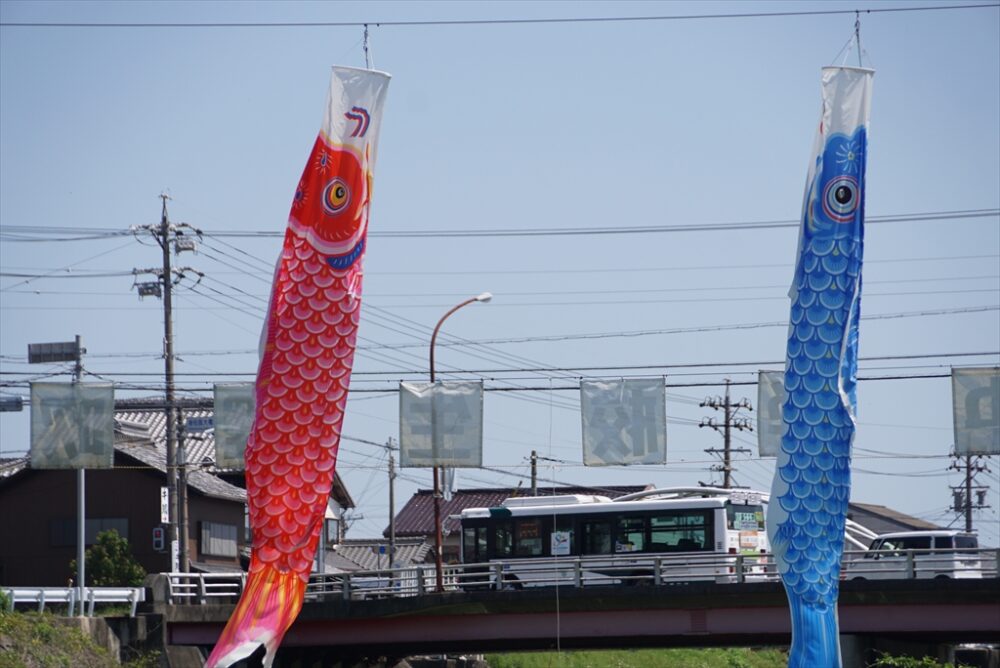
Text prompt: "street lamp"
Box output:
[[429, 292, 491, 592]]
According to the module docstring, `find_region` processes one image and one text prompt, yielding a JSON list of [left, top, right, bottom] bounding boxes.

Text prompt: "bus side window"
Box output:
[[463, 527, 478, 563], [581, 520, 612, 555], [515, 519, 543, 557], [616, 516, 645, 553], [495, 522, 513, 558], [650, 511, 709, 552]]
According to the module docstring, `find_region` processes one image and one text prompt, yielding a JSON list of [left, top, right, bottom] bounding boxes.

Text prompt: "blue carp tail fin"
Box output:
[[787, 597, 842, 668]]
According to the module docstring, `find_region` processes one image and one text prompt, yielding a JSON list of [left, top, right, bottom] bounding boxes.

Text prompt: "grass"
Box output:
[[0, 611, 159, 668], [484, 648, 789, 668]]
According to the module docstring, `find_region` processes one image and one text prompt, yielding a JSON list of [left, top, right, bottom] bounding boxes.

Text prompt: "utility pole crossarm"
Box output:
[[699, 379, 754, 489]]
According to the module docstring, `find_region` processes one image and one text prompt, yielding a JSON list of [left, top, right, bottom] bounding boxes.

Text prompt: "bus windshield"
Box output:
[[726, 504, 765, 532]]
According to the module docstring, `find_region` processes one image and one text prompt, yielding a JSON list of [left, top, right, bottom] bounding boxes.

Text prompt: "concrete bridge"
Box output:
[[151, 578, 1000, 666]]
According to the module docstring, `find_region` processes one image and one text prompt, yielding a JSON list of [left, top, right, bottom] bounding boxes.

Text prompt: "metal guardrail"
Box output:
[[2, 586, 146, 617], [151, 548, 998, 605]]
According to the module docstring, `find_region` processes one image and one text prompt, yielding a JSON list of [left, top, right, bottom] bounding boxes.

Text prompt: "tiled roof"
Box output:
[[0, 456, 29, 480], [389, 485, 651, 538], [111, 399, 354, 508], [115, 441, 246, 503], [849, 501, 941, 531], [333, 538, 432, 570], [0, 440, 245, 503], [115, 404, 230, 472]]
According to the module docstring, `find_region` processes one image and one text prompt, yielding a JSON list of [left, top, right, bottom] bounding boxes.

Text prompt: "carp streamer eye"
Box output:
[[322, 178, 350, 215], [822, 175, 859, 223]]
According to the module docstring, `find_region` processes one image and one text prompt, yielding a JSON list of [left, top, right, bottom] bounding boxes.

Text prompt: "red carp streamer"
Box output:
[[207, 67, 390, 668]]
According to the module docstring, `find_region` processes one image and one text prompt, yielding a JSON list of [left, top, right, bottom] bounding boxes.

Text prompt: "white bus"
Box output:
[[459, 487, 771, 588]]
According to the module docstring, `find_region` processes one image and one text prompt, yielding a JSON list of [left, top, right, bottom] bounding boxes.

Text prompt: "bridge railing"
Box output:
[[153, 547, 999, 605], [841, 547, 999, 581], [3, 586, 146, 617]]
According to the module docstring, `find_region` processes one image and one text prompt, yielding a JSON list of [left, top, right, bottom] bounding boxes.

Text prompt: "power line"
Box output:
[[7, 272, 998, 298], [3, 208, 996, 242], [355, 305, 1000, 349], [2, 4, 996, 28]]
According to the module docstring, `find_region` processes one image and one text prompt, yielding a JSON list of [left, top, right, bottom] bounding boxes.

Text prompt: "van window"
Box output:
[[898, 536, 932, 555], [955, 535, 978, 550]]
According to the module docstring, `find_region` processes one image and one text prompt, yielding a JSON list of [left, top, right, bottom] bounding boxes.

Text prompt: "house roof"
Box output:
[[333, 538, 432, 571], [0, 448, 242, 503], [388, 485, 652, 537], [116, 441, 247, 503], [113, 399, 353, 508], [848, 501, 941, 533]]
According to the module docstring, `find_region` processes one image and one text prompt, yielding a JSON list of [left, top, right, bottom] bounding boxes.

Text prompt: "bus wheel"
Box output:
[[498, 576, 523, 591]]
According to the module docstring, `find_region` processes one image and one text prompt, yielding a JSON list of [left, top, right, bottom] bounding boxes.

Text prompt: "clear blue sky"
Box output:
[[1, 0, 998, 545]]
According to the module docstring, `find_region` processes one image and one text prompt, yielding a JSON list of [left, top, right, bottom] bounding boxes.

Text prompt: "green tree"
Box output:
[[70, 529, 146, 587]]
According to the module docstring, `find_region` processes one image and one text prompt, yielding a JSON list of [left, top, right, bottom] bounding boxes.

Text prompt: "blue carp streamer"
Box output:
[[767, 67, 873, 668]]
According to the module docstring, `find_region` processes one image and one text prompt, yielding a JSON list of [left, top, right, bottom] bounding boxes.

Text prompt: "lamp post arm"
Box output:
[[429, 297, 477, 382]]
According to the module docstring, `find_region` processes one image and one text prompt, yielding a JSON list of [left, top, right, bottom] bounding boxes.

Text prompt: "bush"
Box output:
[[868, 651, 969, 667], [70, 529, 146, 587]]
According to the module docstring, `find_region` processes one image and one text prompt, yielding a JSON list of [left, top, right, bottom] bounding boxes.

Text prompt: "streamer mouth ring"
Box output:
[[326, 237, 365, 271], [822, 176, 859, 223]]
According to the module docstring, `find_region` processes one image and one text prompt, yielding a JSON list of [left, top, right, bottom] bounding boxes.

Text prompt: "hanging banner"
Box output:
[[399, 381, 484, 468], [213, 382, 256, 470], [581, 378, 667, 466], [30, 382, 114, 469], [757, 370, 784, 457], [766, 66, 873, 668], [952, 367, 1000, 455], [207, 66, 390, 668]]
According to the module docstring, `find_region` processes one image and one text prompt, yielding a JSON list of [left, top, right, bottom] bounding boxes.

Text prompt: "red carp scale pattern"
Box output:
[[207, 63, 390, 666]]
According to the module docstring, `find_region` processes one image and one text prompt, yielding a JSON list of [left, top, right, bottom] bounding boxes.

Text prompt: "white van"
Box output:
[[845, 530, 982, 580]]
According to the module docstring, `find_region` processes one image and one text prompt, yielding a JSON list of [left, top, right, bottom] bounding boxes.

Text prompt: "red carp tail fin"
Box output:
[[205, 564, 307, 668]]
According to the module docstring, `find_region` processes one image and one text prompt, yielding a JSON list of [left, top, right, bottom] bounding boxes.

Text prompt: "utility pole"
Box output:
[[131, 195, 202, 572], [949, 451, 991, 532], [530, 450, 538, 496], [388, 438, 396, 568], [699, 379, 753, 488], [72, 336, 85, 615]]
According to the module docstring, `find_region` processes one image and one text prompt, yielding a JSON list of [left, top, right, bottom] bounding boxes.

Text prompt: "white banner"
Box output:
[[581, 378, 666, 466], [952, 367, 1000, 455], [757, 371, 784, 458], [399, 381, 484, 468], [30, 382, 114, 469], [214, 383, 256, 470]]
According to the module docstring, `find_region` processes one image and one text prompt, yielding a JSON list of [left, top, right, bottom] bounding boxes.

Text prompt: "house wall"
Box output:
[[0, 467, 171, 586], [0, 467, 244, 586]]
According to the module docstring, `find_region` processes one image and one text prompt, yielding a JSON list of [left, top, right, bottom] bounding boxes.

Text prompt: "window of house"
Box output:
[[200, 521, 238, 558], [50, 518, 128, 547]]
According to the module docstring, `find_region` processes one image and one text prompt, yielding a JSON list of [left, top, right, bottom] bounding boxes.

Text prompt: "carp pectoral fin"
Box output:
[[205, 564, 307, 668]]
